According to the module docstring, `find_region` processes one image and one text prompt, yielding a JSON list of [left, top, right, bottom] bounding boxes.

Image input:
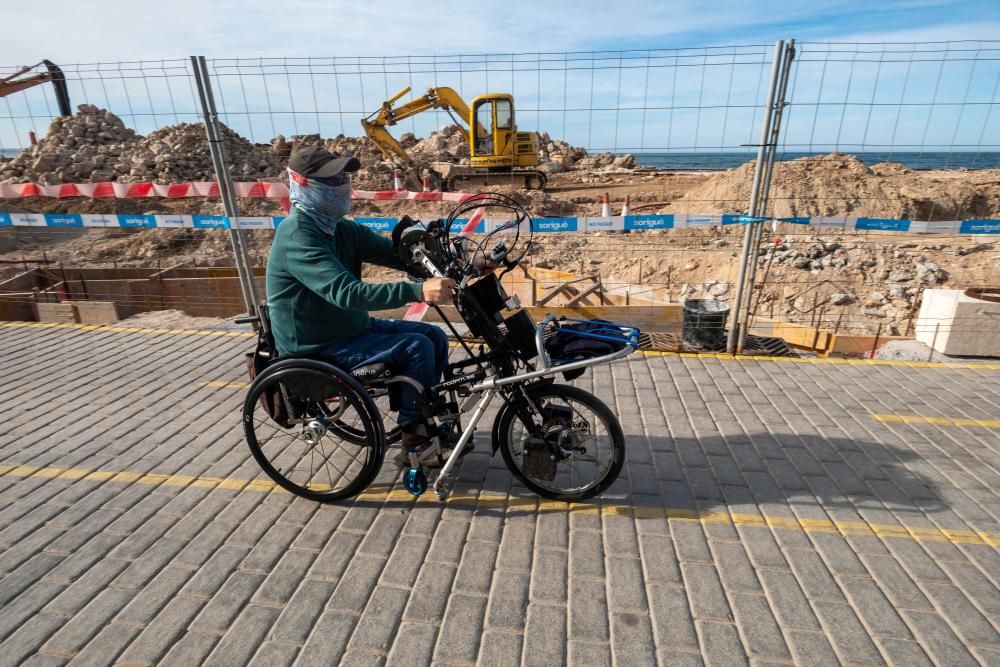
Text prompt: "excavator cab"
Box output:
[[469, 94, 538, 170]]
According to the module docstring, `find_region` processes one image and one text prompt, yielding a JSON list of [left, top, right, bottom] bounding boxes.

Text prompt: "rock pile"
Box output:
[[0, 105, 139, 184], [0, 105, 283, 184], [121, 123, 283, 182]]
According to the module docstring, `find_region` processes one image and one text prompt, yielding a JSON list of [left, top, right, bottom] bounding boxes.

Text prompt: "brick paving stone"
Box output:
[[696, 621, 748, 666], [403, 562, 456, 623], [268, 579, 337, 644], [248, 641, 301, 667], [204, 603, 282, 664], [327, 556, 386, 612], [814, 600, 884, 665], [876, 637, 935, 667], [432, 594, 488, 664], [787, 629, 840, 667], [294, 610, 357, 667], [485, 569, 530, 631], [251, 550, 318, 607], [0, 615, 64, 666], [611, 612, 657, 665], [680, 562, 732, 622], [901, 610, 981, 666], [385, 621, 438, 667], [118, 596, 207, 664], [568, 641, 612, 666], [523, 603, 567, 667], [729, 593, 792, 661], [569, 530, 606, 579], [568, 577, 610, 641], [345, 585, 409, 654]]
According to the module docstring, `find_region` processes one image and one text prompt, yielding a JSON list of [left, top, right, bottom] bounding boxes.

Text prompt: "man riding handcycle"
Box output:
[[240, 147, 638, 502]]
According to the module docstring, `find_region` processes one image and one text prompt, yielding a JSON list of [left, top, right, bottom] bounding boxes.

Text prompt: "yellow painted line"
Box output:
[[4, 320, 999, 370], [199, 380, 250, 389], [872, 414, 1000, 429], [1, 462, 997, 547]]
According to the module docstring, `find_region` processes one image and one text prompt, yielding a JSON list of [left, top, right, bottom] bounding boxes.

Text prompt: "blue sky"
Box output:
[[2, 1, 999, 154]]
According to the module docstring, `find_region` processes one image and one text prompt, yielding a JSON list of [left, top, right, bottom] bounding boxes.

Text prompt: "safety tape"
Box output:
[[0, 180, 474, 202], [0, 211, 998, 234]]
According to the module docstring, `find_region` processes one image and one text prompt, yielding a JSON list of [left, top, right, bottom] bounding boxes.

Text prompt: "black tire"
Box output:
[[495, 384, 624, 501], [243, 361, 385, 502]]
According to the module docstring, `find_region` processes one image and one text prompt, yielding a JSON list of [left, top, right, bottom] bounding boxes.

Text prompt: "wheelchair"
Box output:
[[238, 194, 639, 503]]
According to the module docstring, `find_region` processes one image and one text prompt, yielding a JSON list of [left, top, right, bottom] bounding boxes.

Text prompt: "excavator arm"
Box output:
[[0, 61, 71, 117], [361, 86, 479, 165]]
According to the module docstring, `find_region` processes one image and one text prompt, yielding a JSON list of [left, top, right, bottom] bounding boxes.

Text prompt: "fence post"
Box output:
[[190, 55, 260, 317], [726, 40, 785, 355], [737, 39, 796, 352]]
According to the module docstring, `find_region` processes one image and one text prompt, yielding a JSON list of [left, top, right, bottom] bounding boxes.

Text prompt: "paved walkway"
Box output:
[[0, 321, 998, 666]]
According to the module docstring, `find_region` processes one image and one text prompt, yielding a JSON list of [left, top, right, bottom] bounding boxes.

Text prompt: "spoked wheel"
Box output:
[[243, 362, 385, 502], [329, 386, 402, 445], [496, 384, 624, 502]]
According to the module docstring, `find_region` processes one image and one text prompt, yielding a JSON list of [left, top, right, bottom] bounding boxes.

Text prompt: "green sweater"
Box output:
[[265, 209, 423, 356]]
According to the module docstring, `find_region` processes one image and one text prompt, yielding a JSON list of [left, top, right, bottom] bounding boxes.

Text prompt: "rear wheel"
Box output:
[[496, 384, 624, 501], [243, 363, 384, 502]]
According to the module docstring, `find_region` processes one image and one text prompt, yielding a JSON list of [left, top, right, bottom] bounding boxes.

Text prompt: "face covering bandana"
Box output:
[[288, 168, 352, 236]]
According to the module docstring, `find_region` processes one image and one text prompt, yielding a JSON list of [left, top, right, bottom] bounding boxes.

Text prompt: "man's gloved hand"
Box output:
[[421, 277, 457, 305]]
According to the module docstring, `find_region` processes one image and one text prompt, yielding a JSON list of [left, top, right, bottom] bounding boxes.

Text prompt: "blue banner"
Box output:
[[0, 212, 11, 226], [118, 214, 156, 228], [855, 217, 911, 232], [192, 215, 229, 229], [272, 216, 285, 228], [534, 217, 578, 233], [959, 219, 1000, 234], [624, 214, 674, 230], [781, 217, 811, 225], [722, 214, 760, 225], [44, 213, 83, 227], [356, 217, 396, 233], [449, 219, 486, 234]]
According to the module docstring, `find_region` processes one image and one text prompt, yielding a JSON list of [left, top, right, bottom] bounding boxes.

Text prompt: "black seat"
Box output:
[[350, 361, 394, 385]]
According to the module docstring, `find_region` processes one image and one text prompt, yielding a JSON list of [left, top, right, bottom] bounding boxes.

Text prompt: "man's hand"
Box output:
[[421, 277, 457, 305]]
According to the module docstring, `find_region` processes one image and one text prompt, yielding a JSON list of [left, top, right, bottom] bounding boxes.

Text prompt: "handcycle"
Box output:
[[237, 194, 639, 503]]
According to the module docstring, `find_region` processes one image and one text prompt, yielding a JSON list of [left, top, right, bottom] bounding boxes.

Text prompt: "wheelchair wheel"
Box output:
[[496, 384, 624, 502], [329, 386, 402, 445], [242, 360, 385, 502]]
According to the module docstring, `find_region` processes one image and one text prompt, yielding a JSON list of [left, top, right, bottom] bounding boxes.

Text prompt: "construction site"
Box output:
[[1, 39, 999, 667]]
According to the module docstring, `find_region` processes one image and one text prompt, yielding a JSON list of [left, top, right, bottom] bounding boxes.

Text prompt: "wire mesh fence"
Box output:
[[1, 42, 998, 354]]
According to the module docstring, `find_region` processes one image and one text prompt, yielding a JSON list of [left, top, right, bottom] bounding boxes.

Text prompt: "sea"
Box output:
[[3, 148, 999, 171]]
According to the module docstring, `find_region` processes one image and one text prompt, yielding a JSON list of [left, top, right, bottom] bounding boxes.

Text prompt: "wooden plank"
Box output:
[[34, 302, 78, 323], [565, 282, 602, 306], [73, 301, 120, 324]]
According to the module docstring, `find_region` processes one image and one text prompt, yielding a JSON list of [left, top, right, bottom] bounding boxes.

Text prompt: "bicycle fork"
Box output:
[[430, 389, 496, 500]]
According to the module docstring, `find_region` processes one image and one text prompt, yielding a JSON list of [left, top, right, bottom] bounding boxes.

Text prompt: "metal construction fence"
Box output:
[[1, 41, 998, 352]]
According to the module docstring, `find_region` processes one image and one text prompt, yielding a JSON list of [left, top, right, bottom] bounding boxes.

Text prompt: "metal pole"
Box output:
[[739, 40, 796, 351], [726, 40, 785, 354], [190, 56, 260, 316]]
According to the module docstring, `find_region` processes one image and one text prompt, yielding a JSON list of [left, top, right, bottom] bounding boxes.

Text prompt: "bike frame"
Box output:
[[423, 313, 639, 498]]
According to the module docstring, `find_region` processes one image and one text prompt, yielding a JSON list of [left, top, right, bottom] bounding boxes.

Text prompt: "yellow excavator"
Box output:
[[362, 86, 547, 191], [0, 61, 71, 117]]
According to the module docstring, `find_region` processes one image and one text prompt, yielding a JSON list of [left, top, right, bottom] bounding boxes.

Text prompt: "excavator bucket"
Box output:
[[43, 60, 71, 117]]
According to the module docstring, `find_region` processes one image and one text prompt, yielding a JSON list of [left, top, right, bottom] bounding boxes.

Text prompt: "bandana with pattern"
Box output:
[[287, 168, 352, 236]]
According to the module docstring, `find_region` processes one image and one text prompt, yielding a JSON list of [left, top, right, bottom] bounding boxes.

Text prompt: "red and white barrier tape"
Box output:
[[0, 180, 475, 202]]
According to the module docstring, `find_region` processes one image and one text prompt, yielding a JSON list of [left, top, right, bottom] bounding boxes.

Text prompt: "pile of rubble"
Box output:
[[122, 123, 283, 182], [1, 104, 637, 188], [0, 105, 283, 185], [0, 105, 139, 184]]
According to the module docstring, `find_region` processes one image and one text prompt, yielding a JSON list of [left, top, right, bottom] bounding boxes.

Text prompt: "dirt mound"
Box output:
[[0, 105, 139, 184], [673, 152, 1000, 220]]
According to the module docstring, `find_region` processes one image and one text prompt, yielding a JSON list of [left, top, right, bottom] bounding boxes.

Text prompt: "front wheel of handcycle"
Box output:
[[495, 384, 625, 502], [242, 359, 386, 502]]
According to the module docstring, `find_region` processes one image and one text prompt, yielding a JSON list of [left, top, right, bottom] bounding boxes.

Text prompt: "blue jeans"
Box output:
[[317, 318, 449, 427]]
